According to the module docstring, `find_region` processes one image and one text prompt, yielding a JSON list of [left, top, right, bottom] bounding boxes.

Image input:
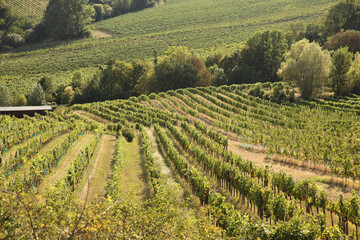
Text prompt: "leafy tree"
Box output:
[[14, 94, 27, 106], [329, 47, 353, 96], [93, 4, 105, 21], [43, 0, 94, 40], [325, 30, 360, 53], [60, 86, 75, 104], [155, 46, 211, 91], [278, 39, 331, 99], [325, 0, 360, 37], [112, 0, 131, 15], [241, 30, 288, 83], [347, 52, 360, 94], [28, 83, 45, 106], [38, 76, 55, 94], [0, 84, 12, 106]]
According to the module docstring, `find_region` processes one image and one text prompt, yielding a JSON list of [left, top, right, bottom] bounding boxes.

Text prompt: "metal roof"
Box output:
[[0, 106, 52, 112]]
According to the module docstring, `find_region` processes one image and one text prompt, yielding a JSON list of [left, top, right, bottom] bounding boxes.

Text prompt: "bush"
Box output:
[[1, 33, 24, 48], [15, 94, 27, 106], [122, 128, 134, 142], [0, 85, 12, 106]]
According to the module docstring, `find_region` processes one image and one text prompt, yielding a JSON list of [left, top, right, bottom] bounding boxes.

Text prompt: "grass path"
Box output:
[[116, 135, 150, 201], [79, 134, 116, 201], [39, 133, 94, 192], [145, 127, 183, 199]]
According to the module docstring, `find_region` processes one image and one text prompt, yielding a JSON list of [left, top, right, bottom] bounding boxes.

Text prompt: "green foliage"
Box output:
[[155, 46, 212, 92], [14, 93, 27, 106], [347, 52, 360, 94], [38, 76, 55, 94], [122, 127, 134, 142], [278, 39, 331, 99], [43, 0, 94, 39], [329, 47, 353, 96], [325, 30, 360, 53], [0, 84, 12, 106], [27, 83, 45, 105], [243, 30, 288, 83], [324, 0, 360, 37]]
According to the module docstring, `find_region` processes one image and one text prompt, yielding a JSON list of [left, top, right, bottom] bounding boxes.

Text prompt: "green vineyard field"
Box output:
[[1, 83, 359, 238]]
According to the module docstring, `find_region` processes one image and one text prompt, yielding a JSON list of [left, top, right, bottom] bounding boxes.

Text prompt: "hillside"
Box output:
[[4, 0, 48, 20], [0, 0, 337, 95], [1, 83, 359, 238]]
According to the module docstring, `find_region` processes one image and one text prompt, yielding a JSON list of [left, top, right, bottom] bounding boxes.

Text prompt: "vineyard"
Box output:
[[0, 0, 337, 96], [3, 0, 49, 20], [1, 83, 360, 238]]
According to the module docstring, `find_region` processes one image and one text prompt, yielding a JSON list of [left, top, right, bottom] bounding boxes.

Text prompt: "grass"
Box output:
[[116, 135, 150, 201], [0, 0, 337, 95], [39, 133, 94, 192], [79, 134, 116, 202]]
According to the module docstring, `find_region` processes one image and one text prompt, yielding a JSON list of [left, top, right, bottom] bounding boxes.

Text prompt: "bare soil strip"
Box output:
[[39, 133, 94, 192], [79, 134, 116, 201], [228, 139, 358, 201], [91, 30, 112, 38]]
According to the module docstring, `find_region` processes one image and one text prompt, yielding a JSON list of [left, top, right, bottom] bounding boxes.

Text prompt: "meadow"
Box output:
[[0, 0, 337, 95]]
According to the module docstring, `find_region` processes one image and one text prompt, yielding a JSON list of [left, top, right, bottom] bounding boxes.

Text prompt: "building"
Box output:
[[0, 106, 52, 118]]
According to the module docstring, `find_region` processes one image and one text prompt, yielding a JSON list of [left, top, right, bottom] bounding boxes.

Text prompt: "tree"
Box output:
[[241, 30, 288, 83], [0, 84, 12, 106], [347, 53, 360, 94], [278, 39, 331, 99], [60, 86, 75, 104], [28, 83, 45, 106], [14, 94, 27, 106], [325, 30, 360, 53], [329, 47, 353, 96], [38, 76, 55, 93], [43, 0, 94, 39], [325, 0, 360, 37], [155, 46, 211, 91]]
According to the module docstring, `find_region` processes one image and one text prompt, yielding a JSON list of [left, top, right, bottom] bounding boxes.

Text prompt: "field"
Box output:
[[4, 0, 48, 21], [0, 0, 337, 96], [1, 83, 360, 238]]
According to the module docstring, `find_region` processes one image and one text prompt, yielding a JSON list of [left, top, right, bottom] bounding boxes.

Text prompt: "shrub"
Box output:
[[1, 33, 24, 48], [122, 128, 135, 142]]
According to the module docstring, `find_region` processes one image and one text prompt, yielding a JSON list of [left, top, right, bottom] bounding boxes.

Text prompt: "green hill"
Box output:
[[0, 0, 337, 95], [4, 0, 48, 20]]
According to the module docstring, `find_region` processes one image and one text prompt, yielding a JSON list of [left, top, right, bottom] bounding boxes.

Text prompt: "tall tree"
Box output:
[[329, 47, 353, 96], [325, 0, 360, 36], [242, 30, 288, 83], [28, 83, 45, 106], [347, 53, 360, 94], [155, 46, 212, 92], [43, 0, 94, 39], [0, 84, 12, 106], [278, 39, 331, 99]]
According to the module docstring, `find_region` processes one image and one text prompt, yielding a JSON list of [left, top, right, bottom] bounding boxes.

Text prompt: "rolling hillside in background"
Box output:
[[4, 0, 48, 20], [0, 0, 336, 95]]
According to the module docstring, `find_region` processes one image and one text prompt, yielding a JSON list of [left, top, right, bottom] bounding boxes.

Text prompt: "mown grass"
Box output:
[[0, 0, 337, 95]]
